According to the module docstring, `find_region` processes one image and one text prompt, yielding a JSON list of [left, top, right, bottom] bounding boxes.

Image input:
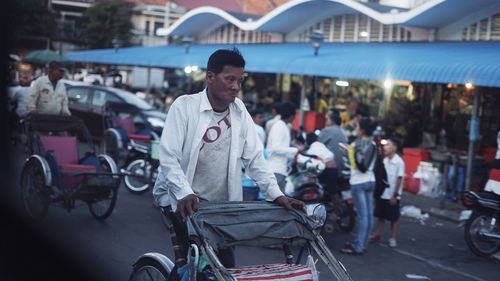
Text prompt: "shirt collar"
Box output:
[[199, 89, 212, 112], [199, 88, 244, 113]]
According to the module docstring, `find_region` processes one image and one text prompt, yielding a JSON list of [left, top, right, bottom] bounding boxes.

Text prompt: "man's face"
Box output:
[[207, 65, 244, 106], [253, 113, 264, 126], [384, 141, 397, 157], [49, 69, 64, 82]]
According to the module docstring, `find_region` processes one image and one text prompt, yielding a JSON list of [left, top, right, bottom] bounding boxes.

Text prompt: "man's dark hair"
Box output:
[[249, 108, 263, 118], [387, 137, 401, 150], [207, 48, 245, 74], [358, 117, 375, 136], [272, 102, 281, 112], [278, 102, 296, 120], [327, 109, 341, 125], [306, 132, 318, 146]]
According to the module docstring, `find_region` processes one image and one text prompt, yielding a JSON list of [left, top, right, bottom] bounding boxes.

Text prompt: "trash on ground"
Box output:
[[459, 210, 472, 221], [405, 273, 432, 280], [401, 205, 429, 224]]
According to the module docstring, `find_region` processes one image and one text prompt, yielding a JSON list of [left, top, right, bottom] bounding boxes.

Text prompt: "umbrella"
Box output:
[[23, 49, 70, 65]]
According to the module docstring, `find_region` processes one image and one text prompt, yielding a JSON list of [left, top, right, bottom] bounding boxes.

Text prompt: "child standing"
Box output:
[[371, 137, 405, 248]]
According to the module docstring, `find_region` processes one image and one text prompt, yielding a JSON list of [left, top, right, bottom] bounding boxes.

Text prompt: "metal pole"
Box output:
[[299, 76, 306, 129], [146, 67, 151, 94], [465, 90, 480, 191]]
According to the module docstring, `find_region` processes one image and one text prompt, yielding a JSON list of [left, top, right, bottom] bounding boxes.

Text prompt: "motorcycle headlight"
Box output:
[[147, 117, 165, 128], [306, 203, 326, 227]]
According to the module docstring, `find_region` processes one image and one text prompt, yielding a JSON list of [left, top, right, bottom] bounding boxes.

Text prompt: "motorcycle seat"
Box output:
[[475, 191, 500, 202]]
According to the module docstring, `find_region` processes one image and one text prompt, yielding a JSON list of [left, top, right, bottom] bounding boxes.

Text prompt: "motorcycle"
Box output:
[[461, 186, 500, 257], [121, 139, 160, 194], [285, 152, 356, 233]]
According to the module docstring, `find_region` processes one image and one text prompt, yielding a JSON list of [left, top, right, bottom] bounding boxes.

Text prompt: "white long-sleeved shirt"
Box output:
[[266, 119, 298, 176], [27, 76, 71, 116], [152, 89, 283, 210]]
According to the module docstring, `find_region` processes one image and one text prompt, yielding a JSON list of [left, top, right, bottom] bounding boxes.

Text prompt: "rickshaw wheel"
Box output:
[[129, 257, 170, 281], [87, 155, 119, 220], [101, 129, 121, 163], [21, 158, 50, 220], [87, 187, 117, 220]]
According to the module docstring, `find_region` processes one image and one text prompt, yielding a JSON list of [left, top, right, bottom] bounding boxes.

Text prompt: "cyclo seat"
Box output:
[[40, 135, 96, 189]]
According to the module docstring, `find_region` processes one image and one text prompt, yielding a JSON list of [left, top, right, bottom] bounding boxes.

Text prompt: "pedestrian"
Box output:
[[340, 117, 377, 255], [265, 102, 281, 138], [266, 102, 303, 192], [8, 73, 32, 119], [250, 108, 266, 145], [152, 48, 305, 270], [318, 109, 349, 193], [343, 110, 361, 144], [303, 132, 337, 194], [27, 61, 71, 116], [370, 137, 405, 248]]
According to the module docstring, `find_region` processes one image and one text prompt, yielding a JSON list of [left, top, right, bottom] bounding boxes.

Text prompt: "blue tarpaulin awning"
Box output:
[[67, 42, 500, 87]]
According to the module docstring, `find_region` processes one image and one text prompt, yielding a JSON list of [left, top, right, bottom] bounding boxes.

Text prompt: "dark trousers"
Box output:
[[162, 207, 235, 268]]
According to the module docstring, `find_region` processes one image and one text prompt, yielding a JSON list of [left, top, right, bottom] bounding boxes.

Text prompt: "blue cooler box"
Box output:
[[242, 177, 259, 201]]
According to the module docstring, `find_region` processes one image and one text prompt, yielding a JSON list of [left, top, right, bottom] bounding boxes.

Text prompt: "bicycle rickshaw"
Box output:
[[20, 114, 122, 220], [129, 201, 353, 281], [101, 101, 159, 163]]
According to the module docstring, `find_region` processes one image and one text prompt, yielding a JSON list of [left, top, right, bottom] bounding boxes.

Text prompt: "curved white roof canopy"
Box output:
[[164, 0, 499, 37]]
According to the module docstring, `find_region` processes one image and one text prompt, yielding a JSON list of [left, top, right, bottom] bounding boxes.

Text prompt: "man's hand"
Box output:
[[274, 196, 306, 213], [389, 196, 397, 206], [176, 194, 199, 221]]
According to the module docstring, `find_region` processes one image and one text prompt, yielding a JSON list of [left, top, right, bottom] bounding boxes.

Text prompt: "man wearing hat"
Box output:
[[27, 61, 71, 116]]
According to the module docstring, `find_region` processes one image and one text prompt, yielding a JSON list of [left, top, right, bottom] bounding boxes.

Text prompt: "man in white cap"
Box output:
[[27, 61, 71, 116]]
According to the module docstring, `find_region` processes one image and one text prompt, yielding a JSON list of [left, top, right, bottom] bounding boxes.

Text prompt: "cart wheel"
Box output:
[[101, 128, 122, 163], [87, 155, 119, 220], [21, 157, 50, 220], [87, 187, 117, 220], [129, 257, 171, 281]]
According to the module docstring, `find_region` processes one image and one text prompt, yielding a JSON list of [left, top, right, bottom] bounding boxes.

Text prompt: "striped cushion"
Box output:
[[227, 263, 313, 281]]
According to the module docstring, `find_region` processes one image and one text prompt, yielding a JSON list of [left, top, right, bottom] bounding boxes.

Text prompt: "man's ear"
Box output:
[[206, 71, 214, 83]]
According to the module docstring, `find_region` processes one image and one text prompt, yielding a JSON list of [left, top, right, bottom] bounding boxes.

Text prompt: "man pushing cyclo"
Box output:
[[152, 48, 305, 272]]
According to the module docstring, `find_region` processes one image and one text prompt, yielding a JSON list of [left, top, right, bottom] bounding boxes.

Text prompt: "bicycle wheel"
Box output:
[[124, 158, 151, 194], [21, 158, 50, 220], [129, 257, 171, 281], [87, 155, 119, 220]]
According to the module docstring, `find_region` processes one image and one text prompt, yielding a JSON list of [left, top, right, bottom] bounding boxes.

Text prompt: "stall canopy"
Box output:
[[66, 42, 500, 88]]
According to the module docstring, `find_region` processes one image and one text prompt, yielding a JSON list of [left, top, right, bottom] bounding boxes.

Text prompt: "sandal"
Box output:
[[340, 244, 363, 255]]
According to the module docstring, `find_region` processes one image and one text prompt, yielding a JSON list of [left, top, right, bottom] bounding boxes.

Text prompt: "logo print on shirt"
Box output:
[[200, 111, 231, 150]]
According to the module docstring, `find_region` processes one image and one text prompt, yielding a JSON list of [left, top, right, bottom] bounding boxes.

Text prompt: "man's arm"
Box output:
[[266, 122, 298, 158], [152, 99, 195, 215], [60, 86, 71, 116]]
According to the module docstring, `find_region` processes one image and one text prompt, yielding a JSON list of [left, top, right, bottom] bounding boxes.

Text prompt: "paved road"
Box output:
[[4, 143, 500, 281]]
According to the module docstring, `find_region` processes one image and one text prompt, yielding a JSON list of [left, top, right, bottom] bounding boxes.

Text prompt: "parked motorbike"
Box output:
[[285, 152, 356, 233], [461, 190, 500, 257], [121, 139, 159, 194]]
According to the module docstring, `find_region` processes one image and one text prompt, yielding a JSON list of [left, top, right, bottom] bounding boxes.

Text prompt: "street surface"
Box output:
[[5, 143, 500, 281]]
